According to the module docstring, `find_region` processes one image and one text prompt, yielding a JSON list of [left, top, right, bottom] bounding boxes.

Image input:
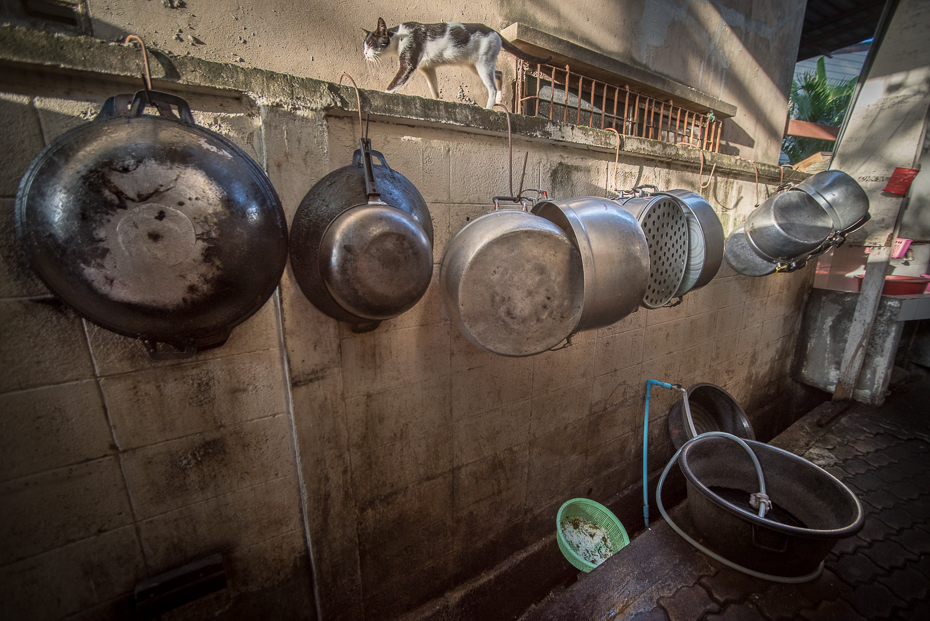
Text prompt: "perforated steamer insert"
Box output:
[[616, 194, 690, 309]]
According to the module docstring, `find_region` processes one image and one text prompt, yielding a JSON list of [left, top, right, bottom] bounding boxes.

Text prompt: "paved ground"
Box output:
[[521, 370, 930, 621]]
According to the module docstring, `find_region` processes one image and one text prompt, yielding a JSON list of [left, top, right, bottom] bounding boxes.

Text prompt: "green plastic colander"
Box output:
[[556, 498, 630, 572]]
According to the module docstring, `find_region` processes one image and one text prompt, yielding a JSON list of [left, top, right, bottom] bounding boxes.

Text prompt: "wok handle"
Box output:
[[129, 90, 197, 125], [141, 328, 231, 360], [142, 338, 198, 360]]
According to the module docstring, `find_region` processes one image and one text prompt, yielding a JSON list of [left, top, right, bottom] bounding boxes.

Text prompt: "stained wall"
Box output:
[[0, 2, 812, 619]]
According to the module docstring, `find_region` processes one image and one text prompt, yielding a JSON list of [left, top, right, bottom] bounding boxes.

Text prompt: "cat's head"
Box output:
[[362, 17, 392, 61]]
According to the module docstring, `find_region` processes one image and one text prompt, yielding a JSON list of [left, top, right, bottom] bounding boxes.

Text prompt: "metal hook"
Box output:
[[339, 73, 364, 139], [698, 150, 716, 189], [605, 127, 622, 193], [123, 35, 154, 99], [493, 103, 526, 201]]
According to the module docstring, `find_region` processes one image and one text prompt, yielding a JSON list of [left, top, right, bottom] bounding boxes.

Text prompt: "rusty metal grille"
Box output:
[[516, 61, 723, 152]]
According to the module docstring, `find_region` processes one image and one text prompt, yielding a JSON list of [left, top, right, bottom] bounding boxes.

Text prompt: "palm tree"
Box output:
[[782, 57, 858, 164]]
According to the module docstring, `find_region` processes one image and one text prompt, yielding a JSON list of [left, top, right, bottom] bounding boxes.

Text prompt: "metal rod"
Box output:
[[493, 103, 514, 198], [576, 74, 583, 125], [563, 65, 570, 124], [633, 94, 640, 137], [601, 82, 608, 129], [123, 35, 154, 97], [623, 87, 630, 134], [675, 106, 682, 144], [549, 65, 556, 120]]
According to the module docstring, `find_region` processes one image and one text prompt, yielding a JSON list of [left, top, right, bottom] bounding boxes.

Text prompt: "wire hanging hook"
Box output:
[[338, 73, 365, 139], [605, 127, 622, 193], [699, 150, 716, 189], [123, 35, 154, 97], [493, 103, 516, 199]]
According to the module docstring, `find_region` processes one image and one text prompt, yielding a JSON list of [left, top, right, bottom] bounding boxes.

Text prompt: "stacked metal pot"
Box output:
[[724, 170, 870, 277], [440, 187, 725, 356]]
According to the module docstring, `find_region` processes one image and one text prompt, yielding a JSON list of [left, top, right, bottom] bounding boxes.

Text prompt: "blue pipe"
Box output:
[[643, 379, 677, 529]]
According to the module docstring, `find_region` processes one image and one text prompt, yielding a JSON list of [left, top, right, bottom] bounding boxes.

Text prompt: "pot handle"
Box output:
[[94, 93, 136, 121], [492, 196, 529, 212], [128, 90, 197, 125], [351, 146, 393, 173], [142, 338, 199, 360]]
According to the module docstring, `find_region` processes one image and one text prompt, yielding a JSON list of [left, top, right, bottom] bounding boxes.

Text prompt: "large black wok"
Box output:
[[15, 90, 288, 358]]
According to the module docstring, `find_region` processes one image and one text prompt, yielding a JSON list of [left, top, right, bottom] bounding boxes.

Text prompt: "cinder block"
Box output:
[[278, 269, 342, 385], [429, 203, 452, 263], [715, 303, 745, 338], [421, 135, 452, 203], [643, 317, 687, 362], [120, 415, 296, 520], [449, 138, 510, 204], [84, 295, 280, 377], [451, 355, 535, 420], [138, 476, 302, 572], [32, 97, 99, 145], [100, 348, 287, 450], [0, 298, 94, 395], [452, 444, 527, 513], [529, 379, 593, 439], [741, 294, 770, 328], [712, 334, 742, 366], [0, 93, 44, 198], [340, 323, 451, 400], [351, 426, 453, 506], [356, 474, 454, 599], [591, 367, 642, 420], [685, 311, 718, 346], [0, 197, 48, 299], [737, 322, 765, 358], [0, 457, 133, 565], [346, 373, 451, 455], [594, 327, 644, 377], [644, 301, 688, 326], [585, 430, 636, 476], [685, 280, 722, 315], [453, 399, 531, 468], [532, 339, 595, 393], [0, 380, 112, 482], [528, 418, 587, 478], [262, 107, 330, 220], [0, 525, 145, 621]]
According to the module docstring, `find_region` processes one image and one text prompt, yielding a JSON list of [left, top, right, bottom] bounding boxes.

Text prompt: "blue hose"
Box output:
[[643, 379, 676, 529]]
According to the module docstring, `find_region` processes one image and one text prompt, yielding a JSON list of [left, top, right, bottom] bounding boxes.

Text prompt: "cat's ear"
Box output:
[[362, 28, 371, 36], [377, 17, 387, 33]]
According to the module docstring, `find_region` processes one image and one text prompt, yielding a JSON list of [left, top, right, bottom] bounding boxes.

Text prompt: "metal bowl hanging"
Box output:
[[440, 197, 584, 356], [15, 89, 289, 358]]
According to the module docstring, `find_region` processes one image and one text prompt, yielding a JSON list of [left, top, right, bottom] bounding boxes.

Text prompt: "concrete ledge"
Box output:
[[0, 24, 792, 183], [501, 22, 738, 119]]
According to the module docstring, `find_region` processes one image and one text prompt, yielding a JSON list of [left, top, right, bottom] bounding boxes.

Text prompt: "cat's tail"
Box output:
[[500, 38, 552, 65]]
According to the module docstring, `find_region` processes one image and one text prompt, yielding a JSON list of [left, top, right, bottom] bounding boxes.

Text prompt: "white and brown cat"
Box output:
[[363, 18, 551, 109]]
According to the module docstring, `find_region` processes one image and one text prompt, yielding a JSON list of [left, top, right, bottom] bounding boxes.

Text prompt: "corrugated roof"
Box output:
[[797, 0, 886, 61]]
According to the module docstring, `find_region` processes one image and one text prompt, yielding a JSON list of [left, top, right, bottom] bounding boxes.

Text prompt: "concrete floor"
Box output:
[[521, 368, 930, 621]]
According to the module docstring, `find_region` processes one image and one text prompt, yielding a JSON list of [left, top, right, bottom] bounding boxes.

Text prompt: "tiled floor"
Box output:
[[521, 370, 930, 621]]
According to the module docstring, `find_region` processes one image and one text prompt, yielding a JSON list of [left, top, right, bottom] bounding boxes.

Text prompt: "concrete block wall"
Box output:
[[0, 91, 313, 620], [0, 69, 814, 621]]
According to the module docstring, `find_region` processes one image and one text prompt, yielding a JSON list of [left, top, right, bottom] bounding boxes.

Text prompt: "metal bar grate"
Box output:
[[516, 61, 723, 153]]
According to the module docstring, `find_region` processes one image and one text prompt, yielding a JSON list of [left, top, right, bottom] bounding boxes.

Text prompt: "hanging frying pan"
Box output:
[[15, 90, 288, 358], [289, 138, 434, 328]]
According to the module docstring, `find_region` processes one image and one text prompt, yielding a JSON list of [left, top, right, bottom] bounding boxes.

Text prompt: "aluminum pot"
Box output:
[[532, 196, 648, 332], [792, 169, 869, 230], [15, 90, 288, 358], [440, 205, 584, 356], [613, 190, 690, 308], [289, 140, 433, 328], [657, 190, 724, 296], [724, 224, 778, 277], [745, 190, 834, 261]]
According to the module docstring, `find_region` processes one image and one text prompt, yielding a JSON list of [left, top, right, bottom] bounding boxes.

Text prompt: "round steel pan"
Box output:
[[657, 190, 724, 296], [745, 191, 833, 261], [724, 224, 777, 277], [793, 170, 869, 231], [440, 209, 583, 356], [532, 196, 648, 332]]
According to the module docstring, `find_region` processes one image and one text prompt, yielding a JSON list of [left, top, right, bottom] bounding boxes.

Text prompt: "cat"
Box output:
[[362, 17, 551, 109]]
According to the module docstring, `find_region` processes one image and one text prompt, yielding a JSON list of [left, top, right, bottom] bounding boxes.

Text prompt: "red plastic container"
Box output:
[[854, 274, 930, 295]]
